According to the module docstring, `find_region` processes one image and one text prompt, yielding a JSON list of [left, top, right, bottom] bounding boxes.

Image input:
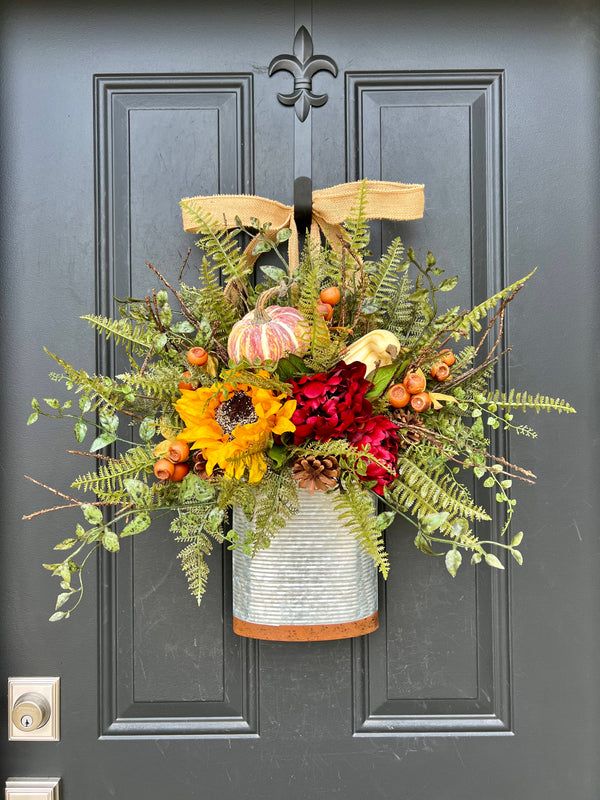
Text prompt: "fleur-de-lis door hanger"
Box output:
[[269, 25, 338, 122]]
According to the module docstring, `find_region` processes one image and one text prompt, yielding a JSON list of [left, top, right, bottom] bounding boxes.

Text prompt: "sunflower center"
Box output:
[[215, 391, 258, 434]]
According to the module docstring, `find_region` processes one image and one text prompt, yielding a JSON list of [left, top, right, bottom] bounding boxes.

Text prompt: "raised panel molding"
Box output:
[[94, 74, 258, 737], [347, 71, 512, 735]]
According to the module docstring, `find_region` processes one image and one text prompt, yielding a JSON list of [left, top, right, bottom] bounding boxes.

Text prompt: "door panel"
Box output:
[[96, 74, 257, 737], [1, 2, 599, 798], [346, 72, 508, 733]]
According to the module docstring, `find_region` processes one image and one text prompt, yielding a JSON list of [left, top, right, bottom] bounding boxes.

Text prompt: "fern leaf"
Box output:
[[485, 390, 576, 414], [81, 315, 156, 355], [171, 505, 225, 605], [343, 180, 370, 258], [71, 446, 154, 498], [246, 468, 299, 553], [45, 349, 126, 410], [179, 201, 251, 284], [453, 269, 536, 339], [177, 540, 210, 604], [180, 258, 239, 344], [367, 237, 405, 306], [116, 363, 187, 401], [394, 445, 490, 523], [334, 476, 390, 577], [297, 249, 344, 369]]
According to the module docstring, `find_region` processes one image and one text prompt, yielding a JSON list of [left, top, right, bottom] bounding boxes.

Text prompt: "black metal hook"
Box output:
[[294, 176, 312, 235]]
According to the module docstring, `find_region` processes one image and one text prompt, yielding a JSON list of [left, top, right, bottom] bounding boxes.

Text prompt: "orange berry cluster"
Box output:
[[318, 286, 341, 322], [387, 349, 456, 414], [154, 439, 190, 483], [430, 348, 455, 382], [178, 347, 210, 391]]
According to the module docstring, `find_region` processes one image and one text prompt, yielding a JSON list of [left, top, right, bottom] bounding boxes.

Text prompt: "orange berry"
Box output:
[[410, 391, 432, 413], [154, 458, 175, 481], [186, 347, 208, 366], [171, 463, 190, 482], [178, 371, 194, 391], [319, 286, 341, 306], [403, 368, 427, 395], [388, 383, 411, 409], [168, 440, 190, 463], [440, 349, 456, 367], [430, 362, 450, 382], [317, 301, 334, 321]]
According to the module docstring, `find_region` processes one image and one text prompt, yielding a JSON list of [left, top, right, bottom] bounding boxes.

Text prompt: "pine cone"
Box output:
[[292, 454, 340, 492], [392, 409, 426, 449]]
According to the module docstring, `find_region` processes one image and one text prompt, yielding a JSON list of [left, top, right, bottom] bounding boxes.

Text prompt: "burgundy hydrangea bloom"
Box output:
[[290, 361, 373, 444], [347, 415, 400, 495]]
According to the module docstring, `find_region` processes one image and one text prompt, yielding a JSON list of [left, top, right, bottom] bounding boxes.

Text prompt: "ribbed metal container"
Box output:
[[232, 489, 379, 641]]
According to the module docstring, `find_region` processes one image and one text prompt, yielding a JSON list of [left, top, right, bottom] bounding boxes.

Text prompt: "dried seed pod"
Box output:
[[168, 440, 190, 463], [410, 391, 432, 413], [440, 349, 456, 367], [430, 362, 451, 382], [388, 383, 411, 409], [154, 458, 175, 481], [403, 368, 427, 395], [171, 463, 190, 482]]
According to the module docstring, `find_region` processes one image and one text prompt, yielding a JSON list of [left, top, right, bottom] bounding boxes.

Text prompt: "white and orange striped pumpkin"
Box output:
[[227, 305, 309, 364]]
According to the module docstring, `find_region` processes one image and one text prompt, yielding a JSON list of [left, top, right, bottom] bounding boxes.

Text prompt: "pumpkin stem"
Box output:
[[255, 283, 286, 320]]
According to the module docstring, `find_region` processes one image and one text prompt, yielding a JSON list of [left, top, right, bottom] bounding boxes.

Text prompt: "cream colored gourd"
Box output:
[[342, 329, 402, 375]]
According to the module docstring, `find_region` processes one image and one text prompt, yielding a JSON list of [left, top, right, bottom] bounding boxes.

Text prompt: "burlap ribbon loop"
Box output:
[[180, 180, 425, 272]]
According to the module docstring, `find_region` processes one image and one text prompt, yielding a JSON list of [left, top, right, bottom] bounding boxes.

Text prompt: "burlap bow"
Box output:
[[180, 180, 425, 272]]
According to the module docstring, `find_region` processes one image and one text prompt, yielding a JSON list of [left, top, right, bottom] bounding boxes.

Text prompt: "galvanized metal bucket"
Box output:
[[232, 489, 379, 641]]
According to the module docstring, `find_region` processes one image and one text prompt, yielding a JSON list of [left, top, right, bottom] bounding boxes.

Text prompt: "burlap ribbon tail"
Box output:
[[180, 180, 425, 272]]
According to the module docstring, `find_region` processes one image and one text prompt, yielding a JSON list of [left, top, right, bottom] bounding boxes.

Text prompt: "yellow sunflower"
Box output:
[[174, 380, 296, 484]]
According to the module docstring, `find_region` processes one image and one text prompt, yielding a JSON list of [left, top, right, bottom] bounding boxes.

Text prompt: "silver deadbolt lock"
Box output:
[[11, 692, 51, 732], [7, 677, 60, 740]]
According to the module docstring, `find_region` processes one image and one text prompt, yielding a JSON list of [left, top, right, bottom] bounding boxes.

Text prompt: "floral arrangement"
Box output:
[[25, 183, 575, 621]]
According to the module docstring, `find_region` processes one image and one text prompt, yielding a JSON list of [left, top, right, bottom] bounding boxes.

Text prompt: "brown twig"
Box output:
[[66, 449, 114, 462], [145, 295, 163, 332], [24, 474, 82, 505], [146, 260, 199, 327], [443, 347, 511, 391], [178, 248, 192, 282], [488, 453, 537, 480], [22, 500, 114, 522]]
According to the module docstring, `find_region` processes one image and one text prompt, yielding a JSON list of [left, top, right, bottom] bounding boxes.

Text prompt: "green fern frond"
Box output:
[[334, 476, 390, 577], [171, 505, 225, 605], [367, 236, 405, 304], [71, 446, 154, 497], [454, 345, 477, 372], [453, 269, 536, 339], [81, 315, 156, 355], [177, 540, 210, 604], [179, 200, 251, 284], [179, 258, 239, 344], [116, 363, 183, 401], [296, 250, 344, 369], [394, 444, 490, 523], [484, 390, 576, 414], [246, 468, 299, 552], [219, 366, 291, 395], [45, 349, 126, 410], [343, 180, 370, 258]]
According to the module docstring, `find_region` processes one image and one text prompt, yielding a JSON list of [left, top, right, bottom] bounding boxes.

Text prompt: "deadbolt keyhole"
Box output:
[[11, 692, 51, 732]]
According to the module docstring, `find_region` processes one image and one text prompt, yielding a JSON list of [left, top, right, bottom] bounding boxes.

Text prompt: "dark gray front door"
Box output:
[[2, 2, 598, 798]]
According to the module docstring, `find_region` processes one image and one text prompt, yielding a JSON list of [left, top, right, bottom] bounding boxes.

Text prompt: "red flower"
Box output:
[[290, 361, 373, 444], [347, 415, 400, 495]]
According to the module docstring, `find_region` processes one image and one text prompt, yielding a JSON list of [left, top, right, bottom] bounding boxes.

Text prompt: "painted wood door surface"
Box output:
[[1, 2, 598, 798]]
